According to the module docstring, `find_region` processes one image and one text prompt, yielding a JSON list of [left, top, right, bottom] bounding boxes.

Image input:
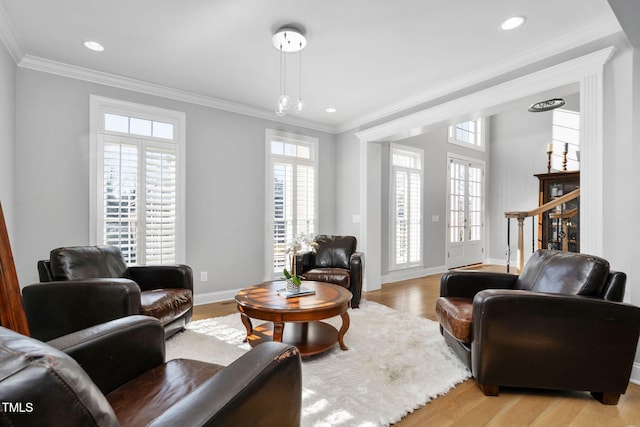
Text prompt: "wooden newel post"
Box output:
[[0, 202, 30, 335]]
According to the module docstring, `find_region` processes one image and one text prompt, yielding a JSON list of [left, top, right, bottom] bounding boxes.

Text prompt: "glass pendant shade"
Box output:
[[279, 94, 291, 110], [295, 99, 304, 113], [275, 102, 286, 116]]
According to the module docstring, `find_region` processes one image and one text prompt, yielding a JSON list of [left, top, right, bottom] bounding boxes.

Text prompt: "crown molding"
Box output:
[[338, 18, 621, 134], [355, 46, 616, 143], [0, 1, 24, 63], [17, 55, 336, 134]]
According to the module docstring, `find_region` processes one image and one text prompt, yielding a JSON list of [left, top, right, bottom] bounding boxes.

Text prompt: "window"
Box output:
[[551, 109, 580, 171], [90, 96, 186, 265], [266, 130, 318, 278], [390, 144, 423, 269], [448, 118, 484, 150]]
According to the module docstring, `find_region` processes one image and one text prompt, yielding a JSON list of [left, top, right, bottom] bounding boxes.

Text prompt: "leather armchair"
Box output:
[[23, 246, 193, 341], [0, 315, 302, 427], [295, 235, 363, 308], [436, 250, 640, 404]]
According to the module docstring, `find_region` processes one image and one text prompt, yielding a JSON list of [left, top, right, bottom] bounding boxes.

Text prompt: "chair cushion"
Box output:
[[515, 250, 610, 297], [435, 297, 473, 343], [140, 289, 193, 325], [0, 326, 119, 426], [302, 268, 350, 289], [314, 235, 356, 269], [107, 359, 223, 427], [50, 246, 128, 280]]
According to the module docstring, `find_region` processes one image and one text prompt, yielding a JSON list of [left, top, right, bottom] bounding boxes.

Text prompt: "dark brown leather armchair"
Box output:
[[0, 315, 302, 427], [436, 250, 640, 404], [23, 246, 193, 341], [295, 235, 363, 308]]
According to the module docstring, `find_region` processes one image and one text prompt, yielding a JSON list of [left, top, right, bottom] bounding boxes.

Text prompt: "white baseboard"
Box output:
[[193, 288, 240, 306], [381, 265, 447, 284], [631, 362, 640, 385]]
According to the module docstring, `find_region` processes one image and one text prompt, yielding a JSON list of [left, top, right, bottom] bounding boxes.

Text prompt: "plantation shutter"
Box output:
[[391, 145, 423, 269], [103, 140, 139, 264], [273, 162, 293, 272], [145, 145, 177, 264], [100, 136, 178, 265]]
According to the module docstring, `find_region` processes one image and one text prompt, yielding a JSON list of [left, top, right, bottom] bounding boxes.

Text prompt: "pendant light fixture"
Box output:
[[272, 25, 306, 116]]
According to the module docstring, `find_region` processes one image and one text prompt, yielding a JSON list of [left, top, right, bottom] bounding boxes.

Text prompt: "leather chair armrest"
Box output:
[[126, 265, 193, 292], [472, 290, 640, 392], [440, 270, 517, 298], [48, 315, 165, 395], [349, 252, 364, 307], [22, 279, 142, 341], [147, 342, 302, 427], [37, 259, 53, 281]]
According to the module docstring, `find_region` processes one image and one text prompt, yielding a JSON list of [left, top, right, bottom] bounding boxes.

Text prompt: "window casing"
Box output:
[[265, 130, 318, 279], [448, 118, 484, 151], [390, 144, 423, 270], [90, 96, 186, 265]]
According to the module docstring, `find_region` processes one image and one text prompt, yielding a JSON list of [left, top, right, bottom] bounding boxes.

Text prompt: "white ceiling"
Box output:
[[0, 0, 624, 133]]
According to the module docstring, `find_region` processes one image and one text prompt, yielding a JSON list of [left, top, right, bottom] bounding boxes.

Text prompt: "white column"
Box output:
[[579, 72, 605, 256]]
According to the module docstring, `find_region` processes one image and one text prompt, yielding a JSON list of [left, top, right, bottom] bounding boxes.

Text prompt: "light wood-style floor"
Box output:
[[193, 268, 640, 427]]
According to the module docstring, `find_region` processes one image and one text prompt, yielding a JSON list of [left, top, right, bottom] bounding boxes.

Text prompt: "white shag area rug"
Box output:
[[166, 300, 470, 427]]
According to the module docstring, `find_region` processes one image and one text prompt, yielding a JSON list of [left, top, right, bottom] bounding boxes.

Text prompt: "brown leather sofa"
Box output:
[[0, 315, 302, 427], [436, 249, 640, 404], [295, 235, 363, 308], [23, 246, 193, 341]]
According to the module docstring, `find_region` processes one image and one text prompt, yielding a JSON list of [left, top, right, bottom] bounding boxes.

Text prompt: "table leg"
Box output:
[[240, 313, 252, 342], [338, 312, 350, 350], [273, 322, 285, 342]]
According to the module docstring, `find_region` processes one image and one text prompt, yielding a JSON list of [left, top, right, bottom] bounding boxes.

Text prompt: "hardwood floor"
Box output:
[[193, 269, 640, 426]]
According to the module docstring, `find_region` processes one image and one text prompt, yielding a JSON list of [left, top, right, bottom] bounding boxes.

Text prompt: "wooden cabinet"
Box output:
[[535, 171, 580, 252]]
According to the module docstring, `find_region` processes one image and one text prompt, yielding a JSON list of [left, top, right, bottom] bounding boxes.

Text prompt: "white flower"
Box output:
[[286, 232, 317, 254]]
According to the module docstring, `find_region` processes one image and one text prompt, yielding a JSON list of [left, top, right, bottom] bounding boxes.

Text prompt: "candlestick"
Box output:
[[547, 149, 553, 173]]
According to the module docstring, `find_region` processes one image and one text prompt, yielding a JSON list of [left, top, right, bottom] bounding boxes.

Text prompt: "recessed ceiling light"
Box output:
[[500, 16, 526, 31], [83, 41, 104, 52], [325, 107, 337, 113]]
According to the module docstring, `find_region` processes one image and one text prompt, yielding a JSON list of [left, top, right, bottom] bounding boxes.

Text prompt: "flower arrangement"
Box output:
[[283, 232, 317, 288]]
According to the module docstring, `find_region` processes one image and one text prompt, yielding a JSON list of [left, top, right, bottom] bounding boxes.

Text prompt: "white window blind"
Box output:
[[91, 96, 185, 265], [103, 141, 139, 263], [390, 145, 423, 269], [266, 130, 318, 277]]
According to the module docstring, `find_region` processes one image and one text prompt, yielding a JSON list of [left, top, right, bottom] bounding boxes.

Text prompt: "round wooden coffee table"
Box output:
[[235, 281, 352, 357]]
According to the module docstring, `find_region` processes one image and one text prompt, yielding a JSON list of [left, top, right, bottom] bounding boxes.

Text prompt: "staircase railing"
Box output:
[[504, 188, 580, 272]]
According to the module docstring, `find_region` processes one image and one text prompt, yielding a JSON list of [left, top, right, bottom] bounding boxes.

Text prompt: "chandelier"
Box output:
[[272, 25, 306, 116]]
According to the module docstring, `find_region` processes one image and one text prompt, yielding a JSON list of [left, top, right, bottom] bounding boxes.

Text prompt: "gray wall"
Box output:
[[14, 68, 337, 297], [0, 41, 15, 238], [334, 131, 361, 238]]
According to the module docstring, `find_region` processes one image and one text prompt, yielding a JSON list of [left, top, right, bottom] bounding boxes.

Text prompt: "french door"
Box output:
[[447, 156, 484, 268]]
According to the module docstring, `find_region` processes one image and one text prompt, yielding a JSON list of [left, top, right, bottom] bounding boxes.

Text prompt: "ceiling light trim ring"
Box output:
[[528, 98, 566, 112]]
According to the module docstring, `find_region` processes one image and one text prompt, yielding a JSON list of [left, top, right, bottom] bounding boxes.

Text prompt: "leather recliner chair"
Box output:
[[436, 249, 640, 405], [295, 235, 363, 308], [0, 315, 302, 427], [23, 245, 193, 341]]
